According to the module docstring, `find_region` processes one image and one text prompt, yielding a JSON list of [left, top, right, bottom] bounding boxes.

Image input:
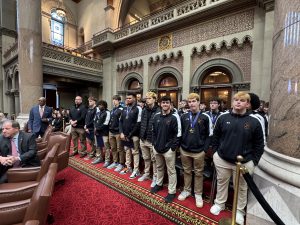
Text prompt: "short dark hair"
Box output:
[[209, 97, 221, 104], [112, 95, 121, 101], [97, 100, 108, 109], [127, 93, 137, 98], [3, 120, 20, 129], [160, 96, 171, 102]]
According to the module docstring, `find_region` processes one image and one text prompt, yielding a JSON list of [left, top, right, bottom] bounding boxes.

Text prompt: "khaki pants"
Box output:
[[71, 127, 87, 153], [213, 152, 255, 213], [154, 148, 177, 194], [180, 148, 205, 195], [103, 136, 111, 162], [140, 140, 157, 178], [124, 136, 140, 171], [109, 132, 125, 164]]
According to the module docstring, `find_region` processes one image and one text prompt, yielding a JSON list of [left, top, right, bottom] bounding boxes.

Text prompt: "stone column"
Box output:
[[142, 57, 149, 97], [17, 0, 43, 118], [246, 1, 300, 224], [102, 55, 115, 109], [182, 48, 191, 99], [250, 7, 265, 95]]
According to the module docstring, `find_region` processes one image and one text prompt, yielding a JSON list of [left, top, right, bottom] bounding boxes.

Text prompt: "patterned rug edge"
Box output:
[[69, 157, 218, 225]]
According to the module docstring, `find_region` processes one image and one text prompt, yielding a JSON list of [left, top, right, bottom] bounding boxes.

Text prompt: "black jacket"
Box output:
[[69, 103, 87, 128], [85, 107, 97, 130], [211, 110, 264, 165], [140, 104, 160, 142], [0, 131, 40, 178], [109, 105, 123, 134], [94, 109, 110, 136], [152, 112, 181, 153], [180, 112, 212, 153], [119, 104, 142, 138], [52, 118, 63, 132]]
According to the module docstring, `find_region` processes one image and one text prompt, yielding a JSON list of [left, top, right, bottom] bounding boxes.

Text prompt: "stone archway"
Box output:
[[120, 72, 143, 91], [149, 66, 182, 90], [191, 58, 244, 87]]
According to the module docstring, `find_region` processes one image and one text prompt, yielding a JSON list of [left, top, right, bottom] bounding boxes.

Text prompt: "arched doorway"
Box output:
[[157, 74, 179, 107], [127, 78, 142, 101], [200, 69, 232, 110]]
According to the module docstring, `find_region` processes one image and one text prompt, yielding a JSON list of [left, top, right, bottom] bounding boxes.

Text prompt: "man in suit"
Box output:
[[0, 120, 40, 183], [28, 97, 53, 138]]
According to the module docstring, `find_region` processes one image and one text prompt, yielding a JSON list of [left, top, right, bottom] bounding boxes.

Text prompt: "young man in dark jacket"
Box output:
[[210, 92, 264, 225], [178, 93, 212, 208], [69, 96, 87, 157], [151, 95, 181, 203], [119, 93, 142, 179], [107, 95, 124, 171], [84, 96, 97, 159], [138, 92, 160, 187], [92, 100, 110, 165]]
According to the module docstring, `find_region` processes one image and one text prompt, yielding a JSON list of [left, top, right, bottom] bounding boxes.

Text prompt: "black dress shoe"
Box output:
[[150, 185, 163, 194], [69, 152, 78, 157], [165, 193, 176, 203]]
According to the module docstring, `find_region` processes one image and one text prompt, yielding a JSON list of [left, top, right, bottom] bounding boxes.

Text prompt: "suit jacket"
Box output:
[[0, 131, 41, 178], [28, 105, 53, 133]]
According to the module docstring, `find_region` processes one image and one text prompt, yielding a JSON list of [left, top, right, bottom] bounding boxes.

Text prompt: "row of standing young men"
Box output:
[[68, 91, 265, 225]]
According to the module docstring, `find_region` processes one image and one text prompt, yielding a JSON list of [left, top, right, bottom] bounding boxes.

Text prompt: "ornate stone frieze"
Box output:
[[42, 47, 102, 70], [130, 21, 149, 34], [173, 9, 254, 47], [117, 59, 143, 72], [3, 42, 18, 65], [116, 38, 158, 62], [114, 29, 129, 40], [158, 34, 173, 51], [151, 11, 174, 26], [176, 0, 207, 16], [0, 27, 18, 38], [191, 43, 252, 82], [93, 32, 108, 45]]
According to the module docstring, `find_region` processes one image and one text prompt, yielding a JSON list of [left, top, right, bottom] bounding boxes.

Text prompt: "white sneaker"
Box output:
[[150, 177, 157, 188], [107, 162, 118, 169], [138, 174, 150, 182], [210, 204, 225, 215], [114, 164, 124, 172], [195, 194, 203, 208], [178, 191, 191, 201], [129, 170, 140, 179], [236, 211, 245, 225]]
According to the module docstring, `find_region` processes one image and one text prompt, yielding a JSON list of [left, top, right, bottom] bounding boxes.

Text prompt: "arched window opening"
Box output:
[[158, 75, 178, 88], [128, 79, 141, 90], [51, 9, 65, 47], [200, 69, 232, 111]]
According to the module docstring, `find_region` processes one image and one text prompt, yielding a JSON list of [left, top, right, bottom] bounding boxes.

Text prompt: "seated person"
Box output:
[[0, 120, 40, 184]]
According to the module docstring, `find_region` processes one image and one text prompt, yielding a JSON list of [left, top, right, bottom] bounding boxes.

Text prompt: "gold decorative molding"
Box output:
[[158, 34, 173, 51]]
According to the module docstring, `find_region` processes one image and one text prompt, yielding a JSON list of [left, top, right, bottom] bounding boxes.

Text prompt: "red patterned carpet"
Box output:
[[51, 155, 232, 225], [49, 167, 174, 225]]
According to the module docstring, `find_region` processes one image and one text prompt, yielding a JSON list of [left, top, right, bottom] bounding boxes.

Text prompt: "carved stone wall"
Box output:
[[148, 57, 183, 88], [116, 38, 157, 62], [117, 66, 144, 91], [191, 43, 252, 82], [115, 9, 254, 62], [173, 9, 254, 47]]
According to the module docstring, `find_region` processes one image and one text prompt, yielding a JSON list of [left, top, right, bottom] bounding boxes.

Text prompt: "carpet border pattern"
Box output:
[[69, 157, 218, 225]]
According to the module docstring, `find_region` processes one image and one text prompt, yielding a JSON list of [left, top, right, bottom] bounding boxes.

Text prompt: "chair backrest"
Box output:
[[47, 132, 71, 172], [42, 126, 53, 142], [23, 163, 58, 225], [36, 143, 59, 181]]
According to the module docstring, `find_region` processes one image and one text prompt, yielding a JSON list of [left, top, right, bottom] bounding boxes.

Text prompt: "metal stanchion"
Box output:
[[219, 155, 244, 225]]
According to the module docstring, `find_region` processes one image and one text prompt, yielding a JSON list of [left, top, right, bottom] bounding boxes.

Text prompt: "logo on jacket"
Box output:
[[244, 122, 250, 129], [226, 121, 230, 124]]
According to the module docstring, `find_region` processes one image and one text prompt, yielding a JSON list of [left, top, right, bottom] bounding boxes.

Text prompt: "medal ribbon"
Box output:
[[126, 107, 132, 118], [189, 111, 201, 129], [210, 112, 217, 125]]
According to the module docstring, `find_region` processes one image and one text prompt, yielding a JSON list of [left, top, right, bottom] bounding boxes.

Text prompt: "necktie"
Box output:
[[10, 138, 20, 167], [40, 106, 44, 118]]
